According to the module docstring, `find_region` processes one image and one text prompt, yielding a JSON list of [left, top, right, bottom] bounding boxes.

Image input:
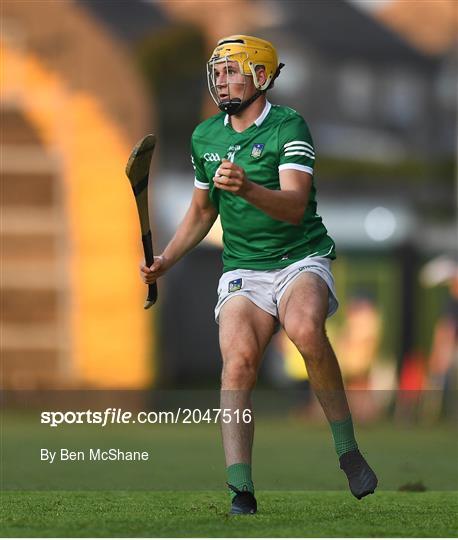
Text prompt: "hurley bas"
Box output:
[[41, 448, 150, 463]]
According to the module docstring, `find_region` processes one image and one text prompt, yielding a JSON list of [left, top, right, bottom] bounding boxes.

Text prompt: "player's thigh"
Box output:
[[278, 272, 329, 338], [219, 295, 276, 366]]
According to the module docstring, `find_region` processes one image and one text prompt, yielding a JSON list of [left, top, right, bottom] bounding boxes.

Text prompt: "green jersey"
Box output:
[[191, 101, 335, 272]]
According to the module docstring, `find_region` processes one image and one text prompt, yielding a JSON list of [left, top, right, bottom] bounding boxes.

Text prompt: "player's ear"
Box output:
[[255, 65, 267, 87]]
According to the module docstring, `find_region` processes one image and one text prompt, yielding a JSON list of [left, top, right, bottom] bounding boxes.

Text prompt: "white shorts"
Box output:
[[214, 256, 339, 325]]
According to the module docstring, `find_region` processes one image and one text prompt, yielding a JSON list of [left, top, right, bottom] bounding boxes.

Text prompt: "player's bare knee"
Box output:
[[223, 357, 258, 379], [221, 354, 258, 388], [289, 320, 326, 357]]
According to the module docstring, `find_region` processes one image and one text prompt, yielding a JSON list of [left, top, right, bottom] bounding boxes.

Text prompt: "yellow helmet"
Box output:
[[207, 35, 283, 115], [209, 35, 279, 91]]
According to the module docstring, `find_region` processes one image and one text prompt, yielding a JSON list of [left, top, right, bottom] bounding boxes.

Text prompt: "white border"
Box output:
[[278, 163, 314, 175], [224, 100, 272, 127], [194, 178, 209, 189]]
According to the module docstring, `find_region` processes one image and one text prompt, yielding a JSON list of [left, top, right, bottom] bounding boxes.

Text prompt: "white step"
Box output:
[[1, 145, 59, 174], [1, 323, 67, 350], [1, 261, 65, 289], [1, 207, 62, 234]]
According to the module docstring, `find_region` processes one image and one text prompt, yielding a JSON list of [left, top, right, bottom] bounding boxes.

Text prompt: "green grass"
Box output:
[[1, 490, 457, 537], [3, 416, 458, 490], [2, 413, 457, 536]]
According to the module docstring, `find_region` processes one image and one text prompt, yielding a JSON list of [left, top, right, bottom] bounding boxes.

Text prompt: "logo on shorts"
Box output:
[[251, 143, 265, 159], [299, 265, 321, 272], [228, 278, 242, 293]]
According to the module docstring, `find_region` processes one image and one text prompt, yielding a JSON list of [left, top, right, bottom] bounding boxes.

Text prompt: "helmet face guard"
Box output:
[[207, 35, 283, 116], [207, 55, 251, 115]]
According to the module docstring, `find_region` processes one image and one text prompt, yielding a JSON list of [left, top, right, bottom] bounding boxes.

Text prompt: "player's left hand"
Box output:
[[214, 160, 251, 196]]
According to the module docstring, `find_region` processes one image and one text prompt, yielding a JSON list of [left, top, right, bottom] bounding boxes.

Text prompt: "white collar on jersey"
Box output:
[[224, 100, 272, 127]]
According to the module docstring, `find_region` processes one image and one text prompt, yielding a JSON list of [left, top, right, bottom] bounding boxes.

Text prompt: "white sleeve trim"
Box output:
[[278, 163, 314, 175], [284, 151, 315, 159], [284, 140, 314, 151], [194, 178, 209, 189]]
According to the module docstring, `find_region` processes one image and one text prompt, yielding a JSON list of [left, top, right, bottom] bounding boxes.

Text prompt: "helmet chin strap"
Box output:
[[218, 89, 263, 116]]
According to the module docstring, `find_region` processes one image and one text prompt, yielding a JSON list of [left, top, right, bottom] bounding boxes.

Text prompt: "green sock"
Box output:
[[330, 415, 358, 457], [226, 463, 254, 499]]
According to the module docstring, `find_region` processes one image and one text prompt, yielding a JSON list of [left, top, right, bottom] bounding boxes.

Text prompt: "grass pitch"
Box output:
[[1, 490, 457, 537], [2, 414, 457, 536]]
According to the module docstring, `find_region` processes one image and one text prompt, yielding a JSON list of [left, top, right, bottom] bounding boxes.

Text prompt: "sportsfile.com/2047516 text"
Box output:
[[40, 408, 253, 427]]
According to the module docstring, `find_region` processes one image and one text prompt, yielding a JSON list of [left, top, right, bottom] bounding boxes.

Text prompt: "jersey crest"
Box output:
[[251, 143, 265, 159]]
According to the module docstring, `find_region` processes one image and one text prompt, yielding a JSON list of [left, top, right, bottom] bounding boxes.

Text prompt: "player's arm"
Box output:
[[163, 187, 218, 265], [214, 160, 311, 225], [140, 187, 218, 284]]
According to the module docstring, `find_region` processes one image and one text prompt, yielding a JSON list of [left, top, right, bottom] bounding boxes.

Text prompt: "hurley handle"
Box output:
[[142, 230, 158, 309]]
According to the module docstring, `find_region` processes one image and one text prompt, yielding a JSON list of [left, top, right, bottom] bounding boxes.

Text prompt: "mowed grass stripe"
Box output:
[[1, 491, 457, 537]]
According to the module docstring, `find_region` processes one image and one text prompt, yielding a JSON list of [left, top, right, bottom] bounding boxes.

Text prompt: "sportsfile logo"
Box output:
[[40, 408, 252, 426]]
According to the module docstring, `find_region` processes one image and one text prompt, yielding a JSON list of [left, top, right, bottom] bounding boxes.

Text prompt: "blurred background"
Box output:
[[1, 0, 457, 422]]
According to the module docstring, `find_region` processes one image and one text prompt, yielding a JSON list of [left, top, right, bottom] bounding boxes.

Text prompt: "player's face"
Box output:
[[212, 60, 255, 102]]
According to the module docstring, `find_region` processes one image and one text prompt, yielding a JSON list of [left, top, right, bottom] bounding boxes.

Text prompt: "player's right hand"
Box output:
[[139, 255, 169, 284]]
